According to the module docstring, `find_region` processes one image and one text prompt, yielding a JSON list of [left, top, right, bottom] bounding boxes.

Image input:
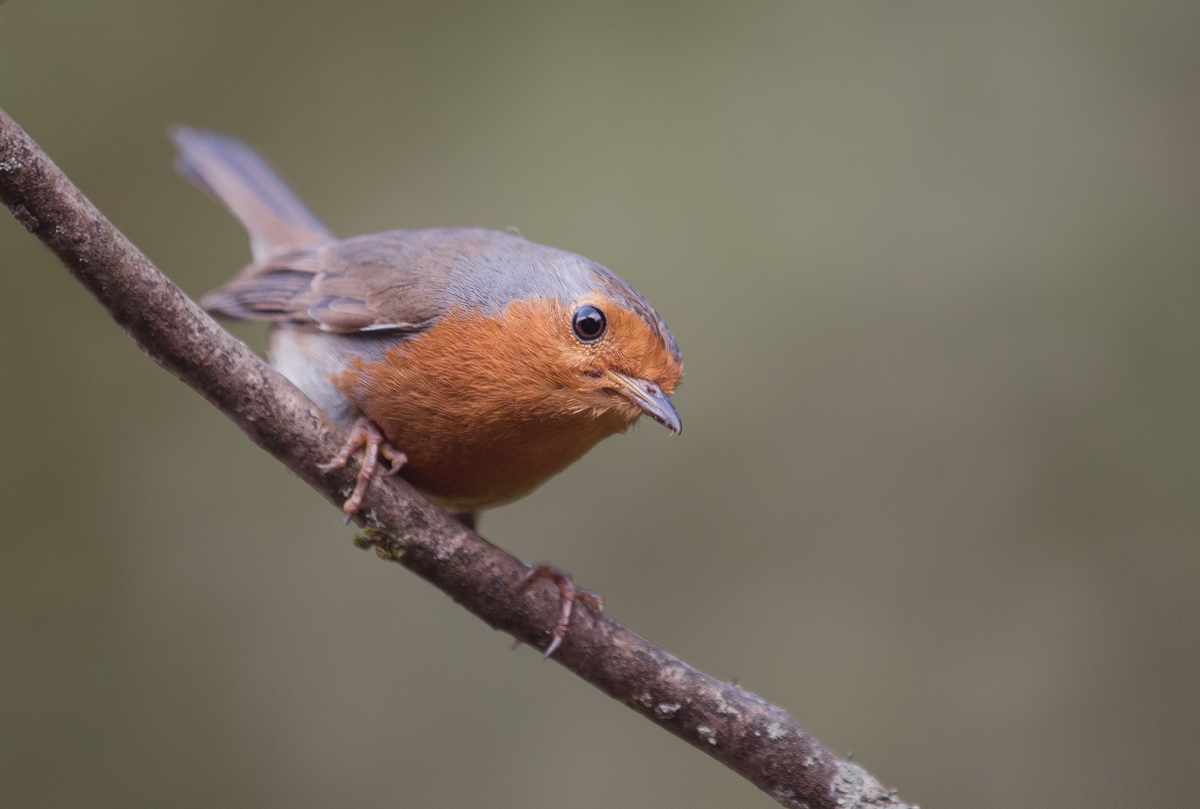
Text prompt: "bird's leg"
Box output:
[[317, 416, 407, 518], [519, 564, 603, 659]]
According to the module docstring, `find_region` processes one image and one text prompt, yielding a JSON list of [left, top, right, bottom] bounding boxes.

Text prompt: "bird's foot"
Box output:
[[317, 416, 407, 519], [519, 564, 603, 659]]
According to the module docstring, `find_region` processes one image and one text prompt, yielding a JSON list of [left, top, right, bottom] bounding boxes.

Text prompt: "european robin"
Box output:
[[171, 128, 683, 655]]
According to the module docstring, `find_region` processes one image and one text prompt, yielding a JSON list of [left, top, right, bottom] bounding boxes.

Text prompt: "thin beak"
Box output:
[[601, 369, 682, 435]]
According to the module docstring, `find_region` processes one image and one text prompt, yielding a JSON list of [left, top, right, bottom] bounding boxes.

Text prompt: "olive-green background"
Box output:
[[2, 2, 1197, 807]]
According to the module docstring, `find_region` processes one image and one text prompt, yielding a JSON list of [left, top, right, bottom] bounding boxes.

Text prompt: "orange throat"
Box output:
[[333, 298, 681, 512]]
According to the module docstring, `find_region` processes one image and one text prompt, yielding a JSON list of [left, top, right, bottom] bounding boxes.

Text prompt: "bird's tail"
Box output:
[[170, 126, 334, 262]]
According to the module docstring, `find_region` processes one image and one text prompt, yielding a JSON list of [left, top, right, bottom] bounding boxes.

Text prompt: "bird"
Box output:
[[171, 127, 684, 656]]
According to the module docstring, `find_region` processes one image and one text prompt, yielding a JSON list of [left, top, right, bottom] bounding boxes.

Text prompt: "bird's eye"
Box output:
[[572, 305, 607, 343]]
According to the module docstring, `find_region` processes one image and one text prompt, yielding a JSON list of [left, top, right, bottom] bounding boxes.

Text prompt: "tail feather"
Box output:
[[170, 126, 334, 262]]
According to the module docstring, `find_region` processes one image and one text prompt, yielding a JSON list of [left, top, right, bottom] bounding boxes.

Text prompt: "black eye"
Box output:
[[572, 305, 607, 342]]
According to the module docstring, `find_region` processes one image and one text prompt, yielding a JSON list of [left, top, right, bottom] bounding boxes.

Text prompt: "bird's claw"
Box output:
[[519, 564, 603, 659], [318, 416, 407, 519]]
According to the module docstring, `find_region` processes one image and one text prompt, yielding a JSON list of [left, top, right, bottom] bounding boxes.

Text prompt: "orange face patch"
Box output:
[[332, 296, 682, 511]]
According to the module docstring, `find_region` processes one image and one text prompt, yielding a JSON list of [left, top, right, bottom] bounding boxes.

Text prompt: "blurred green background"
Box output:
[[2, 2, 1198, 807]]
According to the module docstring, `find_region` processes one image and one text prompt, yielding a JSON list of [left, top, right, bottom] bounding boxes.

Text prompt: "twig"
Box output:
[[0, 107, 915, 809]]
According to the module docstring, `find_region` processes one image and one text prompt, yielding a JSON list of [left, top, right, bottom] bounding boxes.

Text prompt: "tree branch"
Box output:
[[0, 106, 914, 809]]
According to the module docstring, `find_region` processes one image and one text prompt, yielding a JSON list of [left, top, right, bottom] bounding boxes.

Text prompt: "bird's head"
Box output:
[[543, 292, 683, 434]]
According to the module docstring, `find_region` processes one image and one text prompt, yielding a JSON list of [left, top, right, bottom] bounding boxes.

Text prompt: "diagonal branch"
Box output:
[[0, 107, 914, 809]]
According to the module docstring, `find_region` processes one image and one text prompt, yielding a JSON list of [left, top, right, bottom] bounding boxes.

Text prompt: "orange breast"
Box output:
[[333, 300, 639, 512]]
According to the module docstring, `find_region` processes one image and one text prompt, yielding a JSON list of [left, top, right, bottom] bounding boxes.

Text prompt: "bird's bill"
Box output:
[[601, 369, 681, 435]]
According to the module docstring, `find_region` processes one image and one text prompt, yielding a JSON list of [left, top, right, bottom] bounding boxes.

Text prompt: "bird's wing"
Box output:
[[198, 228, 510, 334]]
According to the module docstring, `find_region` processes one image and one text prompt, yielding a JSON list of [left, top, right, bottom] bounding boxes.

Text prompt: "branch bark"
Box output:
[[0, 107, 914, 809]]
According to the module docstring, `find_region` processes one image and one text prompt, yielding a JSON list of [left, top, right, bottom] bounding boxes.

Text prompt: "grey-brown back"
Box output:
[[176, 130, 679, 359]]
